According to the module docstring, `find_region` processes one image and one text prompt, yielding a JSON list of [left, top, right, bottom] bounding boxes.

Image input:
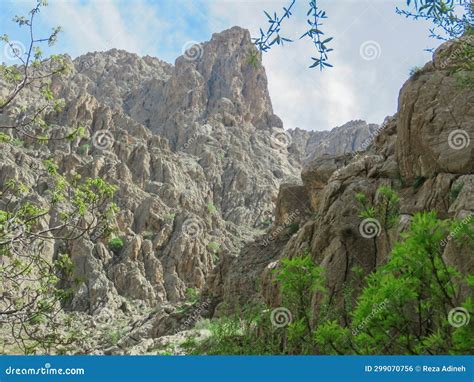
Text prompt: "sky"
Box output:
[[0, 0, 443, 131]]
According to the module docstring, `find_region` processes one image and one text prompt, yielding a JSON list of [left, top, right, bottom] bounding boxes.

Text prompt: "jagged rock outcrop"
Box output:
[[288, 120, 380, 164], [0, 26, 399, 354], [209, 36, 474, 319]]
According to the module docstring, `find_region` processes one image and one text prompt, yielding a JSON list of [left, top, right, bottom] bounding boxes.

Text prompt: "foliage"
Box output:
[[254, 0, 473, 70], [409, 65, 424, 76], [0, 168, 118, 353], [413, 175, 427, 191], [77, 143, 90, 156], [191, 255, 326, 355], [207, 241, 220, 252], [254, 0, 332, 69], [287, 222, 300, 235], [450, 35, 474, 89], [0, 1, 118, 354], [207, 203, 217, 214], [208, 241, 220, 262], [189, 306, 282, 355], [253, 0, 295, 52], [185, 288, 200, 305], [396, 0, 473, 41], [191, 212, 473, 355], [316, 212, 474, 355], [108, 237, 125, 254], [273, 255, 326, 354], [302, 1, 333, 69], [165, 212, 176, 221], [357, 186, 400, 234], [0, 1, 85, 142], [175, 288, 202, 314]]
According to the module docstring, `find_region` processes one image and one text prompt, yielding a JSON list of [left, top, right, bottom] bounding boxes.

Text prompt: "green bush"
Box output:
[[315, 212, 474, 355], [78, 143, 90, 156], [191, 211, 474, 355], [108, 237, 125, 254], [207, 203, 218, 214], [409, 65, 423, 77], [207, 241, 220, 252]]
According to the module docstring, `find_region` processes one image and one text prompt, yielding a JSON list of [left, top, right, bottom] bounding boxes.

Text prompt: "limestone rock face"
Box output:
[[396, 36, 474, 183], [210, 37, 473, 319], [0, 25, 397, 353], [289, 120, 380, 164]]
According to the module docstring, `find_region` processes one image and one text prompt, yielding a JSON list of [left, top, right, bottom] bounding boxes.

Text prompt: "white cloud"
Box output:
[[207, 0, 435, 131], [47, 0, 168, 57], [39, 0, 437, 131]]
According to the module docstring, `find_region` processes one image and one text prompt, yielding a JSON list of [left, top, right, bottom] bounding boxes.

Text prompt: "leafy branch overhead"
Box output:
[[0, 0, 119, 354], [253, 0, 473, 70], [0, 0, 82, 142]]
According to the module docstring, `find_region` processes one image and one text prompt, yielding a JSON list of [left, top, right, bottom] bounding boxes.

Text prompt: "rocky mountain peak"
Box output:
[[0, 24, 388, 354]]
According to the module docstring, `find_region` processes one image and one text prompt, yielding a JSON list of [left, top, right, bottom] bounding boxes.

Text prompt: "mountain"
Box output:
[[1, 26, 453, 355], [207, 35, 474, 331], [288, 120, 380, 164]]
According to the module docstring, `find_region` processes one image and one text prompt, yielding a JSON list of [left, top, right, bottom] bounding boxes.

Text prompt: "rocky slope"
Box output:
[[208, 35, 474, 325], [288, 120, 380, 164], [0, 27, 375, 353]]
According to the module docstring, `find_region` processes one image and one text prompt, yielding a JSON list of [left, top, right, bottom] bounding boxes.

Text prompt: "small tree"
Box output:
[[315, 212, 474, 355], [356, 186, 400, 267], [0, 1, 118, 354], [273, 254, 326, 354]]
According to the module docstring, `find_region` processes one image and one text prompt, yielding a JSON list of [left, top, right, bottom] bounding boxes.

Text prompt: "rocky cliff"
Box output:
[[288, 120, 380, 164], [0, 27, 376, 353], [209, 36, 474, 325]]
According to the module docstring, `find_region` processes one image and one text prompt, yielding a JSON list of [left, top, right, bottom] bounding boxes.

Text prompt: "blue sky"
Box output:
[[0, 0, 443, 131]]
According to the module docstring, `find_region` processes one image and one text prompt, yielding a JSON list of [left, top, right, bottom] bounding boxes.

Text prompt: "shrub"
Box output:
[[315, 212, 474, 355], [207, 203, 218, 214], [207, 241, 220, 252], [165, 213, 176, 221], [78, 143, 90, 156], [108, 237, 125, 254], [409, 65, 423, 77]]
